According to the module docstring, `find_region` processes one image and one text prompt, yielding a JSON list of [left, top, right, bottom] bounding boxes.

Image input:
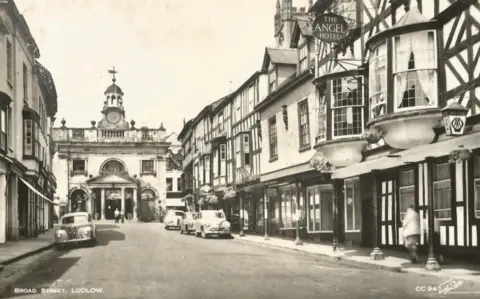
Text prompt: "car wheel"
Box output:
[[165, 226, 169, 230], [195, 230, 200, 237], [89, 239, 97, 247], [185, 226, 190, 235], [201, 228, 207, 239], [180, 226, 183, 234]]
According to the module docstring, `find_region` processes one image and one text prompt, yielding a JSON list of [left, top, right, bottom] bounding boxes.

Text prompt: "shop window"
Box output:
[[399, 169, 415, 221], [72, 159, 86, 172], [474, 156, 480, 219], [432, 162, 452, 220], [369, 43, 387, 118], [280, 184, 298, 229], [166, 178, 173, 192], [393, 31, 437, 112], [345, 178, 361, 231], [331, 76, 364, 138], [307, 185, 333, 232]]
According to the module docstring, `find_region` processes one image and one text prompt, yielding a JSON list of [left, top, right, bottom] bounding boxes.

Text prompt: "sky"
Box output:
[[14, 0, 309, 134]]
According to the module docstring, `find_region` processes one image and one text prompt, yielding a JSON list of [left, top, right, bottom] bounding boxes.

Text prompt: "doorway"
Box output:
[[105, 199, 121, 220]]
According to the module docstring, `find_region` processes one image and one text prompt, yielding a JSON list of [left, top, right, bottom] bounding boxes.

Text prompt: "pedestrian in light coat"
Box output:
[[402, 205, 421, 263]]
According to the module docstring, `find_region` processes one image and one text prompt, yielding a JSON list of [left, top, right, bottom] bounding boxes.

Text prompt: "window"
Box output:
[[72, 159, 86, 172], [307, 185, 334, 232], [299, 43, 308, 72], [6, 39, 12, 83], [23, 63, 28, 101], [345, 178, 361, 231], [0, 107, 7, 152], [433, 162, 452, 220], [220, 144, 226, 160], [474, 156, 480, 218], [166, 178, 173, 192], [298, 99, 310, 147], [269, 69, 276, 93], [331, 76, 364, 138], [279, 184, 299, 229], [369, 43, 387, 118], [235, 135, 241, 168], [102, 160, 125, 172], [399, 169, 415, 221], [268, 117, 278, 159], [218, 111, 224, 133], [248, 85, 255, 113], [316, 89, 327, 141], [177, 178, 182, 192], [243, 134, 250, 166], [393, 31, 437, 112], [141, 160, 155, 173], [204, 156, 210, 183], [235, 97, 241, 122], [24, 119, 34, 156]]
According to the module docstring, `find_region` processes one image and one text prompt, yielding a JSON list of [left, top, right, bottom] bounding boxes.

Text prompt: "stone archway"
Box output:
[[70, 189, 88, 213]]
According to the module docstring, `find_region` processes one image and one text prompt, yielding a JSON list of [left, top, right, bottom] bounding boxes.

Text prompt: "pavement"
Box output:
[[231, 233, 480, 282], [0, 222, 478, 298]]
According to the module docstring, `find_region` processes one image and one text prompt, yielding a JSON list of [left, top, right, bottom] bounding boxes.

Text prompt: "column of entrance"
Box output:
[[94, 186, 139, 220]]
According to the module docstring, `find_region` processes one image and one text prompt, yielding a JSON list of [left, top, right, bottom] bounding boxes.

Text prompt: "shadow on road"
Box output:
[[95, 224, 120, 230], [96, 229, 125, 246], [0, 251, 77, 298]]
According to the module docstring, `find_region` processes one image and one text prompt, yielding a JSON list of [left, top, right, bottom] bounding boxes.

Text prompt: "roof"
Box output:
[[105, 83, 124, 96], [178, 119, 193, 141], [309, 0, 335, 13], [393, 5, 428, 28], [290, 19, 314, 48], [262, 47, 297, 71], [61, 212, 89, 218], [34, 60, 58, 117]]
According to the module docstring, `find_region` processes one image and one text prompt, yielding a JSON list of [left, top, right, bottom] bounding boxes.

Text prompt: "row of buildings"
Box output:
[[178, 0, 480, 265], [0, 0, 58, 243]]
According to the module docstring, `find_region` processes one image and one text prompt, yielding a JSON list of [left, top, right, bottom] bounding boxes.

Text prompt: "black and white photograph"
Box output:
[[1, 0, 480, 298]]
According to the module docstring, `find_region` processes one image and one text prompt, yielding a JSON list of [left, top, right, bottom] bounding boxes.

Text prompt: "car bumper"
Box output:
[[205, 229, 231, 236], [55, 238, 93, 245]]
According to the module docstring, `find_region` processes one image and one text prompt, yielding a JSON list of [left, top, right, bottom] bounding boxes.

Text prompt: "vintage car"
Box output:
[[194, 210, 231, 238], [179, 212, 198, 235], [164, 210, 185, 230], [55, 212, 97, 249]]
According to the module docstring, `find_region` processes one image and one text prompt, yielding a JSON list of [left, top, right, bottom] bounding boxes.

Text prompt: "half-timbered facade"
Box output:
[[309, 0, 480, 262]]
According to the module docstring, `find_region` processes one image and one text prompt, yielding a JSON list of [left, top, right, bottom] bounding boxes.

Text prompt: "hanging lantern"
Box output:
[[442, 102, 468, 136]]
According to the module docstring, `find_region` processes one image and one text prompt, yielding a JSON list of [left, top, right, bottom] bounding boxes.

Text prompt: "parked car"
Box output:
[[179, 212, 198, 235], [194, 210, 231, 238], [164, 210, 185, 230], [55, 212, 97, 249]]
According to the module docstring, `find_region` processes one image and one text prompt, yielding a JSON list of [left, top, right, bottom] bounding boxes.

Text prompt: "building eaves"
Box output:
[[254, 69, 314, 113], [262, 47, 298, 72]]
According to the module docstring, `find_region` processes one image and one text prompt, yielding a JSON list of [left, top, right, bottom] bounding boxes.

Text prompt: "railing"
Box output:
[[51, 128, 167, 143]]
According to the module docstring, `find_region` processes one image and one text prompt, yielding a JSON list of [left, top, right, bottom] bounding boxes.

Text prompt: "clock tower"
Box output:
[[97, 67, 129, 130]]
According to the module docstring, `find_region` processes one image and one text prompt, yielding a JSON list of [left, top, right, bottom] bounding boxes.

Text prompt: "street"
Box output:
[[0, 223, 479, 299]]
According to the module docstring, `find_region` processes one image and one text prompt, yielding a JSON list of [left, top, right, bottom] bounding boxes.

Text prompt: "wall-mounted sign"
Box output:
[[313, 13, 349, 43], [441, 101, 468, 136]]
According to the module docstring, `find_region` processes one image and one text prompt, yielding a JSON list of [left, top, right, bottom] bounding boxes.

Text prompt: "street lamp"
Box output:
[[442, 101, 468, 136]]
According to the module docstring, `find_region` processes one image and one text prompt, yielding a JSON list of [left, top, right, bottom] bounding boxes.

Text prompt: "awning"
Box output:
[[332, 129, 480, 179], [19, 177, 57, 205], [166, 198, 186, 207]]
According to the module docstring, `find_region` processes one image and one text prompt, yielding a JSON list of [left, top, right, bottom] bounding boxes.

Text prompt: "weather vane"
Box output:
[[108, 66, 118, 83]]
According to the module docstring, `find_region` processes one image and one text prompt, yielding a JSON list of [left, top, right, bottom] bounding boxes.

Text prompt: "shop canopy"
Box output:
[[19, 177, 58, 205]]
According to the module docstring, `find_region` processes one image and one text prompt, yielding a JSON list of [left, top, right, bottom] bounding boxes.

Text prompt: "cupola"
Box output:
[[364, 0, 442, 149], [104, 67, 124, 108]]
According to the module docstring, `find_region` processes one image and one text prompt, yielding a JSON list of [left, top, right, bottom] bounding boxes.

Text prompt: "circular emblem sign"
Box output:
[[313, 13, 349, 43], [451, 117, 464, 131]]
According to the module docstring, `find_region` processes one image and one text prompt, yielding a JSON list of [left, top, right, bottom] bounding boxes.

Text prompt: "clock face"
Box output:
[[107, 111, 120, 123]]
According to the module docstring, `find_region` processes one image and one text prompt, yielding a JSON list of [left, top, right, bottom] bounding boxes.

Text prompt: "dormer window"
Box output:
[[393, 31, 437, 112], [299, 43, 308, 72], [269, 68, 277, 93], [331, 76, 364, 139]]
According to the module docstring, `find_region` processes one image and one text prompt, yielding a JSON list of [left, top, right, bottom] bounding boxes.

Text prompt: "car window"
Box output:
[[175, 212, 184, 217], [62, 215, 88, 224], [192, 213, 198, 219]]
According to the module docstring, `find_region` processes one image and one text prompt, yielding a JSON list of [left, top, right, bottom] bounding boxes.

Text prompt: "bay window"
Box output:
[[369, 43, 387, 118], [433, 162, 452, 220], [316, 89, 326, 142], [474, 155, 480, 218], [307, 185, 334, 232], [243, 134, 250, 166], [345, 178, 361, 231], [331, 76, 364, 138], [393, 31, 437, 112], [299, 43, 308, 72], [399, 169, 415, 221]]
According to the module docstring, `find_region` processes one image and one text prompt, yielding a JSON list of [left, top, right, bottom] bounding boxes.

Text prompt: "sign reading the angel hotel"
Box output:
[[312, 13, 349, 43]]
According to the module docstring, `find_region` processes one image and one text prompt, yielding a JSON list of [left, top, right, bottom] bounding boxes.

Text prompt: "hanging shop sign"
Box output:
[[312, 13, 349, 43]]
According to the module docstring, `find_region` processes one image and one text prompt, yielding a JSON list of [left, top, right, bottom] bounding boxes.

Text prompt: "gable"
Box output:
[[88, 173, 136, 184]]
